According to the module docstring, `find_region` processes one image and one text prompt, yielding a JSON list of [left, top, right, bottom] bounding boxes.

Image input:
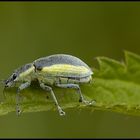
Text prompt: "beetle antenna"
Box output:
[[0, 79, 6, 85], [0, 79, 6, 101]]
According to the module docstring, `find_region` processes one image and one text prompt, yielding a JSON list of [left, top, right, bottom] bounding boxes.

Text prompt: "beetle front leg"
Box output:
[[40, 83, 65, 116], [55, 83, 94, 105], [16, 82, 31, 116]]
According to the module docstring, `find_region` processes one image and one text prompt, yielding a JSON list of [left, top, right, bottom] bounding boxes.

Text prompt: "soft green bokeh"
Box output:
[[1, 2, 140, 138]]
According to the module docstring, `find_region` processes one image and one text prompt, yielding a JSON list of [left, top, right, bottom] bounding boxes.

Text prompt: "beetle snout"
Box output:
[[4, 83, 8, 88], [4, 80, 10, 88], [4, 79, 14, 88]]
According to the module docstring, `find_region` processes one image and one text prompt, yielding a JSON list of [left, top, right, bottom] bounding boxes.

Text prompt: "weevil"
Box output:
[[4, 54, 94, 116]]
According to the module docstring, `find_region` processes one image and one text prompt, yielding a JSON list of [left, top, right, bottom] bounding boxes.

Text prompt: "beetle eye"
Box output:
[[12, 73, 17, 80]]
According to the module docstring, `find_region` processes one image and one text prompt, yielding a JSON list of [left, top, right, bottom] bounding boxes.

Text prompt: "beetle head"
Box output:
[[4, 63, 35, 88], [4, 72, 18, 88]]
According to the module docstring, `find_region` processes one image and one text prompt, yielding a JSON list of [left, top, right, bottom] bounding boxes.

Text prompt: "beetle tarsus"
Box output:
[[78, 94, 95, 105], [58, 106, 65, 116], [16, 90, 21, 116], [16, 104, 22, 116], [82, 99, 96, 105]]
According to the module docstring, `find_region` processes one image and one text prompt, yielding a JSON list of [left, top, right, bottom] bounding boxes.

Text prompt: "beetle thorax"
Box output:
[[17, 65, 35, 82]]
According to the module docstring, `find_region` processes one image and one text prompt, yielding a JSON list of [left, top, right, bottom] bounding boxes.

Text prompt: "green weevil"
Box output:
[[4, 54, 94, 116]]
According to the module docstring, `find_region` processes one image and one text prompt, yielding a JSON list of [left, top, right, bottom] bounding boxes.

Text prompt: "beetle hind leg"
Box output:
[[55, 83, 94, 105]]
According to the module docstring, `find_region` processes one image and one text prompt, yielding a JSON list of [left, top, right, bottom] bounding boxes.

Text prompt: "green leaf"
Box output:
[[95, 56, 126, 79], [1, 51, 140, 117], [125, 51, 140, 83]]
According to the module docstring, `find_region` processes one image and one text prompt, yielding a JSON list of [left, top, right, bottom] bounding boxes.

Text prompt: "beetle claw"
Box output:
[[58, 106, 65, 116], [82, 99, 96, 106], [59, 110, 65, 116], [16, 105, 22, 116]]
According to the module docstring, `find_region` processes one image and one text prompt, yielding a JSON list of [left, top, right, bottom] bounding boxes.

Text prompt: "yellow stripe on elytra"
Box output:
[[19, 66, 34, 78], [41, 64, 89, 75]]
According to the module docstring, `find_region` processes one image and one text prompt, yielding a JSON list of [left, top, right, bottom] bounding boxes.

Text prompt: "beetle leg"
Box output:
[[40, 83, 65, 116], [16, 82, 31, 116], [55, 83, 94, 105]]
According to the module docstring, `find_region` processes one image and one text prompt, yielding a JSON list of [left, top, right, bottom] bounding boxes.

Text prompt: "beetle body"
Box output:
[[34, 54, 93, 86], [4, 54, 94, 116]]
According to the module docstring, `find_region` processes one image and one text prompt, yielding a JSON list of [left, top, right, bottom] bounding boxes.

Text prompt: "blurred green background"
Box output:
[[0, 2, 140, 138]]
